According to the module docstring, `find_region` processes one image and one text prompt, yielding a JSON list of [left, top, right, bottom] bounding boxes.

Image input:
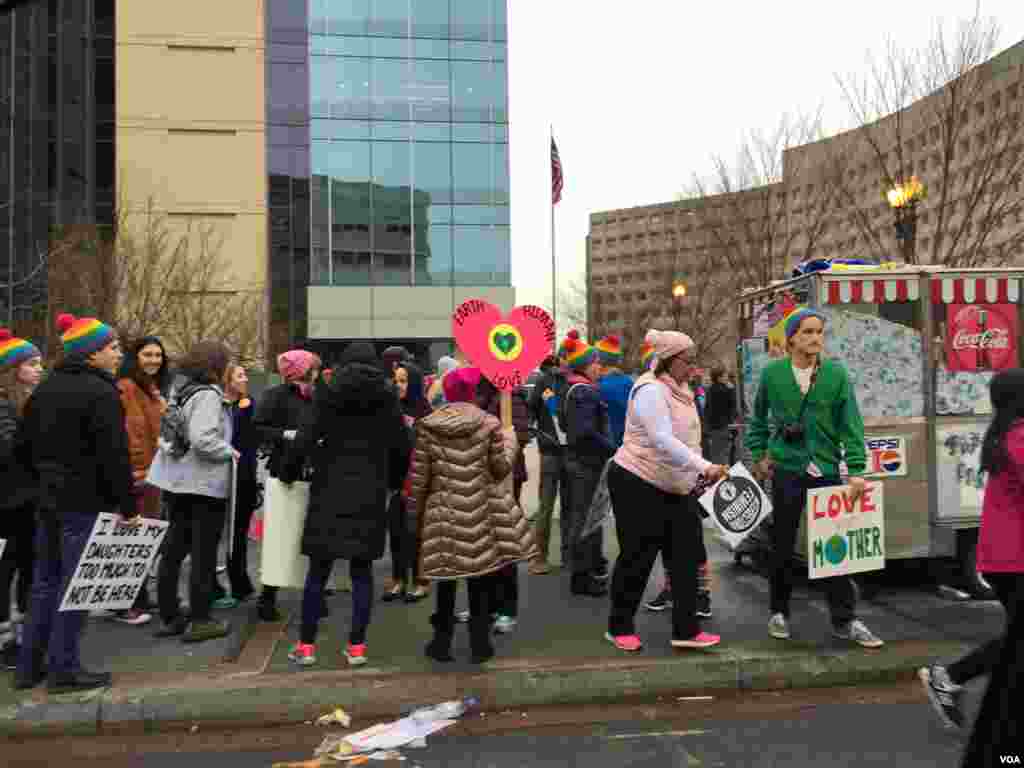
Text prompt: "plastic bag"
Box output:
[[579, 460, 613, 541]]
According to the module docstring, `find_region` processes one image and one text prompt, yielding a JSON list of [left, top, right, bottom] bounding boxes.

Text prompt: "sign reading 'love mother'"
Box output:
[[452, 300, 556, 391]]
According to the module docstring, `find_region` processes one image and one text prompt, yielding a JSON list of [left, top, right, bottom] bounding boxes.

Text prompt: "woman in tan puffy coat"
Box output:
[[410, 367, 536, 664]]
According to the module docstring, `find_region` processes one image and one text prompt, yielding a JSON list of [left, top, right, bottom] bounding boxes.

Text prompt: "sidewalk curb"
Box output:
[[0, 638, 969, 739]]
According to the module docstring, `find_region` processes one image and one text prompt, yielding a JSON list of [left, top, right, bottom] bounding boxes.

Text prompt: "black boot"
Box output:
[[469, 616, 494, 664], [424, 613, 455, 662], [571, 573, 608, 597], [48, 668, 112, 694], [13, 647, 46, 690]]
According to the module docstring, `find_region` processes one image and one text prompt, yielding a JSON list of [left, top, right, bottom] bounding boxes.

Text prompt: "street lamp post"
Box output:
[[672, 281, 687, 330], [887, 177, 926, 265]]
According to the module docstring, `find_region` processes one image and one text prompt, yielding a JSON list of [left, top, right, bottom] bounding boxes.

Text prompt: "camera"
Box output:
[[781, 423, 805, 444]]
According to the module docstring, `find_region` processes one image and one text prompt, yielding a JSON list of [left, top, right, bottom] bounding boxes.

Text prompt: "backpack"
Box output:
[[159, 383, 217, 458], [556, 383, 590, 441]]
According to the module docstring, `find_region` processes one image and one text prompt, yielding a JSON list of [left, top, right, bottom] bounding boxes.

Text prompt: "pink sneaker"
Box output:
[[345, 643, 368, 666], [604, 632, 643, 652], [671, 632, 721, 649], [288, 642, 317, 666]]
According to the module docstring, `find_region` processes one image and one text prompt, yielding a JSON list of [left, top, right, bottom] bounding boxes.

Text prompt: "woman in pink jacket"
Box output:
[[920, 368, 1024, 735]]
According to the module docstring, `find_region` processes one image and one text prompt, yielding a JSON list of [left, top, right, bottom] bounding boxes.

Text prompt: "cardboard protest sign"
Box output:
[[451, 300, 556, 392], [806, 482, 885, 580], [59, 514, 169, 612], [699, 463, 772, 549]]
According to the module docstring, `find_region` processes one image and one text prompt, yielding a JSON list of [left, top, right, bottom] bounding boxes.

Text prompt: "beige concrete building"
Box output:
[[588, 39, 1024, 365], [116, 0, 268, 350]]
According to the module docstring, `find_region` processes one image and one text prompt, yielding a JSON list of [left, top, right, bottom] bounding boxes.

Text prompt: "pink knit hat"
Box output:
[[443, 366, 482, 404], [277, 349, 318, 382], [645, 329, 694, 366]]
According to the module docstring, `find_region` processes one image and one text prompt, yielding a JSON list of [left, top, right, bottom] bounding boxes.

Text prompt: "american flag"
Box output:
[[551, 137, 563, 205]]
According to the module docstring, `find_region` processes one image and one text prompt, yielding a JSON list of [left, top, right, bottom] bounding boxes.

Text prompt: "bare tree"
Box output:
[[685, 112, 842, 289], [48, 201, 265, 366], [835, 12, 1024, 267]]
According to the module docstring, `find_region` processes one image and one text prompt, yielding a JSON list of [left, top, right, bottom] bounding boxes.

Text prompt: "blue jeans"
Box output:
[[18, 510, 97, 678], [301, 558, 373, 646]]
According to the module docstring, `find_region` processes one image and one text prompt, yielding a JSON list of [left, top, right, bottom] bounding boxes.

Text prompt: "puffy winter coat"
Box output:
[[280, 361, 411, 562], [410, 402, 537, 580]]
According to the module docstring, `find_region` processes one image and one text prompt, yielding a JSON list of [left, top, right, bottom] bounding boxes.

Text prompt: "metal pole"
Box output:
[[8, 12, 14, 327], [550, 126, 557, 340]]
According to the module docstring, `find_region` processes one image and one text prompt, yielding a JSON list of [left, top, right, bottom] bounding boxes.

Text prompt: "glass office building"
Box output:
[[267, 0, 512, 365]]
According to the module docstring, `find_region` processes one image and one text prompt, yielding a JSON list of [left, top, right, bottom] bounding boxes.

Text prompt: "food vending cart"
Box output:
[[734, 265, 1023, 597]]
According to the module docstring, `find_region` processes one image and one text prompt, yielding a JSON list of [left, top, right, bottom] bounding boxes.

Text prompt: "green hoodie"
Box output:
[[744, 357, 866, 477]]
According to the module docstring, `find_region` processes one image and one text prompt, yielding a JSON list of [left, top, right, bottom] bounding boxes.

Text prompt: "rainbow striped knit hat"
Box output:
[[563, 336, 598, 371], [56, 313, 116, 359], [596, 334, 623, 366], [0, 328, 40, 370], [557, 329, 580, 359], [638, 341, 655, 371]]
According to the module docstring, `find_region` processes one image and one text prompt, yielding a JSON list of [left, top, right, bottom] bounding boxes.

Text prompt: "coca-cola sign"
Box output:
[[945, 303, 1019, 372]]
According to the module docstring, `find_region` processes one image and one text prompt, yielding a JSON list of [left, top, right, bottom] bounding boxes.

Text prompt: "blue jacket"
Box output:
[[598, 371, 633, 448], [563, 375, 616, 466]]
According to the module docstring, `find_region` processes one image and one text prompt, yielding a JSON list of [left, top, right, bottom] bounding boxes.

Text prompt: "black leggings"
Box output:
[[387, 493, 418, 587], [0, 503, 35, 622], [948, 572, 1024, 685], [607, 462, 704, 640], [157, 494, 227, 624]]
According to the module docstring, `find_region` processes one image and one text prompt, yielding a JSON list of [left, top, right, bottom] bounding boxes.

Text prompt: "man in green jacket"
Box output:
[[745, 309, 883, 649]]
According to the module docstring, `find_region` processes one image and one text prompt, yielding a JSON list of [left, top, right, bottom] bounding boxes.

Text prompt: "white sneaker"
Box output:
[[768, 613, 791, 639], [493, 615, 517, 634], [833, 619, 884, 649]]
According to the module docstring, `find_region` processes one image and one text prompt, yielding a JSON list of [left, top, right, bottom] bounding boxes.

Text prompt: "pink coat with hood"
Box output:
[[976, 420, 1024, 573]]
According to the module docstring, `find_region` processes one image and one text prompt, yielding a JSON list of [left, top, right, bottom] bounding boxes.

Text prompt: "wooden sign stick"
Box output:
[[500, 391, 513, 429]]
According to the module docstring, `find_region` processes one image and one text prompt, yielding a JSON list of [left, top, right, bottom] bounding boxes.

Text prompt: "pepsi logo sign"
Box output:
[[865, 436, 908, 478]]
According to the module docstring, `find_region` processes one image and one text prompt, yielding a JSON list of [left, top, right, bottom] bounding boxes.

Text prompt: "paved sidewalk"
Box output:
[[0, 445, 1007, 737]]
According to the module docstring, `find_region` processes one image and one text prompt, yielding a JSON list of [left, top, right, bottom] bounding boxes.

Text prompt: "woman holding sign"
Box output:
[[745, 309, 883, 649], [606, 330, 728, 653]]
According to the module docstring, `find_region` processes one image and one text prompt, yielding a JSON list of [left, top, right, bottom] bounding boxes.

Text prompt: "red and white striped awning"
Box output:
[[820, 277, 920, 305], [929, 276, 1021, 304]]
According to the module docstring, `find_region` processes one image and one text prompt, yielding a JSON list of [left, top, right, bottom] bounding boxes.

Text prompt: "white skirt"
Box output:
[[260, 477, 339, 589]]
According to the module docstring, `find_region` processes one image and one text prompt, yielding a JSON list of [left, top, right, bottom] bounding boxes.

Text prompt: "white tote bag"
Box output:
[[260, 477, 339, 589]]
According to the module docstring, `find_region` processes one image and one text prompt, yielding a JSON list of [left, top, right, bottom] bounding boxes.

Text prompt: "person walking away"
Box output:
[[215, 364, 259, 605], [252, 349, 320, 621], [283, 343, 410, 668], [921, 368, 1024, 730], [527, 354, 570, 576], [745, 308, 883, 648], [704, 367, 736, 466], [561, 336, 616, 597], [15, 314, 134, 692], [414, 367, 535, 663], [383, 361, 432, 603], [596, 335, 633, 449], [476, 374, 532, 633], [113, 336, 172, 626], [606, 329, 727, 653], [0, 329, 42, 669], [148, 342, 237, 643], [426, 355, 457, 409]]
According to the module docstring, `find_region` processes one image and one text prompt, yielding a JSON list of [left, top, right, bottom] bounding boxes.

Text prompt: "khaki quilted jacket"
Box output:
[[411, 402, 537, 580]]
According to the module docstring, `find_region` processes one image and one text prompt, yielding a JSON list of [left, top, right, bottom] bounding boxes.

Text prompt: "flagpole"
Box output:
[[550, 126, 557, 342]]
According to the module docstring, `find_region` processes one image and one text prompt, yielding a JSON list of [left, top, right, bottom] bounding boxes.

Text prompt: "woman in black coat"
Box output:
[[280, 343, 410, 668], [252, 349, 320, 621]]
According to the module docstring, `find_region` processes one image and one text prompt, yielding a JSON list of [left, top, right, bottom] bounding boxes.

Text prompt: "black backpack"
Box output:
[[159, 383, 216, 458]]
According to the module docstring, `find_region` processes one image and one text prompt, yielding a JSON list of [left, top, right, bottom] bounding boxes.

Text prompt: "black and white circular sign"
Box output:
[[712, 476, 763, 535]]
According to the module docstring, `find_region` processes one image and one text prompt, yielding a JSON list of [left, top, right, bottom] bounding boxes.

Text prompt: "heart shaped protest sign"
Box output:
[[452, 300, 556, 391]]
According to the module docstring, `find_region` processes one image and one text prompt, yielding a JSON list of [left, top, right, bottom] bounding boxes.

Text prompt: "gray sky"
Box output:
[[506, 1, 1024, 324]]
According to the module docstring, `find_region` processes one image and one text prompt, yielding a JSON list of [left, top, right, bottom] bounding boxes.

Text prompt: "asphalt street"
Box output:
[[4, 681, 989, 767]]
